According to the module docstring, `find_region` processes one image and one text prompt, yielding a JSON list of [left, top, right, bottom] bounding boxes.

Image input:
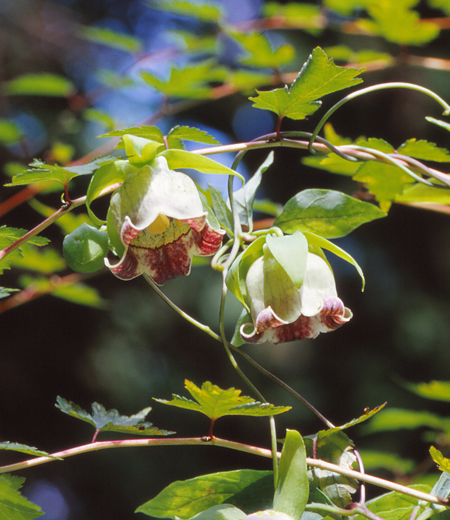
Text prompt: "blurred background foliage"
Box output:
[[2, 0, 450, 518]]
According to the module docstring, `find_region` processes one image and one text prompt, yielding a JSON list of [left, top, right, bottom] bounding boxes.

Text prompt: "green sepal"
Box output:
[[303, 231, 365, 289], [273, 430, 309, 520], [155, 380, 290, 421]]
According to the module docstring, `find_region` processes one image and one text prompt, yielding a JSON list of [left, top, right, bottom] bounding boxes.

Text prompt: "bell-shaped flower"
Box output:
[[105, 156, 225, 285], [240, 233, 352, 344]]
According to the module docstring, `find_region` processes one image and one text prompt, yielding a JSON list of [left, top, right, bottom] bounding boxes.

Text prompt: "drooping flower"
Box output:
[[105, 156, 225, 285], [240, 238, 352, 344]]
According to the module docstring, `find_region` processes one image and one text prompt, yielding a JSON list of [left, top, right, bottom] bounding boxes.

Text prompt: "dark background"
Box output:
[[2, 0, 450, 518]]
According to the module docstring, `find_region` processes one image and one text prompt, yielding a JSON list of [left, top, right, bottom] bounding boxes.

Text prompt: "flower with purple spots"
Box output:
[[105, 157, 225, 285]]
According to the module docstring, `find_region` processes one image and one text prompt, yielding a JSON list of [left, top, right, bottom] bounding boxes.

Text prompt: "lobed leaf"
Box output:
[[55, 397, 172, 436], [397, 139, 450, 162], [77, 25, 143, 53], [9, 244, 66, 274], [167, 125, 220, 146], [136, 469, 271, 519], [0, 441, 59, 459], [275, 189, 386, 238], [250, 47, 364, 122], [0, 474, 44, 520], [430, 447, 450, 473], [155, 380, 290, 421]]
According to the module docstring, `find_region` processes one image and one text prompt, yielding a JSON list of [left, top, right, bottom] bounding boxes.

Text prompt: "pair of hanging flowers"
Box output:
[[103, 156, 352, 344]]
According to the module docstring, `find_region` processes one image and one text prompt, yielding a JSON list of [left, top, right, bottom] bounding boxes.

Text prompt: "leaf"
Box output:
[[159, 149, 244, 181], [82, 108, 115, 131], [9, 244, 66, 274], [97, 69, 136, 90], [155, 380, 291, 421], [0, 287, 19, 299], [52, 282, 107, 309], [305, 430, 358, 508], [233, 152, 274, 229], [167, 126, 220, 145], [228, 30, 295, 69], [141, 60, 227, 99], [77, 25, 143, 53], [275, 189, 386, 238], [397, 139, 450, 162], [395, 183, 450, 205], [0, 226, 49, 248], [358, 450, 414, 475], [325, 403, 387, 434], [263, 2, 323, 29], [430, 447, 450, 473], [0, 442, 57, 458], [302, 231, 365, 289], [100, 125, 165, 141], [136, 469, 271, 519], [208, 185, 234, 234], [350, 485, 433, 520], [429, 471, 450, 500], [250, 47, 364, 121], [361, 408, 450, 433], [189, 505, 246, 520], [0, 119, 22, 144], [274, 430, 309, 520], [353, 161, 415, 212], [3, 73, 75, 97], [403, 380, 450, 402], [150, 0, 223, 23], [55, 397, 173, 436], [0, 475, 44, 519]]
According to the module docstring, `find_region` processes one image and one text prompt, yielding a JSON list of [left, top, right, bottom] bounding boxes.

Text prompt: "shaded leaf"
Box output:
[[55, 396, 172, 436], [86, 161, 124, 226], [77, 25, 143, 53], [0, 119, 22, 144], [3, 73, 75, 97], [155, 380, 290, 421], [97, 69, 136, 90], [82, 108, 115, 131], [9, 244, 66, 274], [0, 474, 44, 520], [52, 282, 107, 309], [263, 2, 323, 29], [136, 469, 271, 519], [358, 450, 414, 475], [274, 430, 309, 520], [361, 408, 450, 433], [429, 471, 450, 500], [397, 139, 450, 162], [0, 226, 49, 248], [250, 47, 363, 121], [208, 184, 234, 234], [0, 287, 19, 299], [325, 403, 387, 434], [150, 0, 223, 23], [275, 189, 386, 238], [0, 442, 59, 459]]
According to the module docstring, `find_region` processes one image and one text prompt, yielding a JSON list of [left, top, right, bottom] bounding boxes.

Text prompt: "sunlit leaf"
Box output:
[[150, 0, 223, 23], [167, 126, 220, 146], [397, 139, 450, 162], [275, 189, 386, 238], [430, 447, 450, 473], [324, 45, 393, 65], [0, 474, 44, 520], [0, 119, 22, 144], [227, 71, 273, 93], [136, 469, 271, 519], [0, 226, 49, 248], [395, 183, 450, 205], [168, 30, 217, 53], [326, 403, 387, 434], [250, 47, 364, 121], [52, 282, 107, 308], [55, 396, 173, 436], [3, 73, 75, 97], [100, 125, 164, 141], [77, 25, 143, 53], [28, 199, 91, 235], [9, 244, 66, 274], [361, 408, 450, 433], [357, 138, 395, 154], [83, 108, 115, 131], [403, 380, 450, 402], [155, 380, 291, 421], [274, 430, 309, 520], [263, 2, 323, 29]]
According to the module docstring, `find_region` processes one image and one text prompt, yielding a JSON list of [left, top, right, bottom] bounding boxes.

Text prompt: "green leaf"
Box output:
[[28, 199, 91, 235], [228, 30, 295, 69], [403, 380, 450, 402], [150, 0, 223, 23], [159, 149, 244, 182], [397, 139, 450, 162], [141, 60, 227, 99], [358, 450, 414, 475], [263, 2, 323, 29], [275, 189, 386, 238], [207, 185, 234, 234], [303, 231, 364, 289], [0, 226, 49, 248], [9, 160, 77, 186], [361, 408, 450, 433], [429, 471, 450, 500], [136, 469, 271, 519], [0, 441, 57, 458], [77, 25, 143, 53], [395, 183, 450, 205], [0, 287, 19, 299], [0, 474, 44, 519], [100, 125, 164, 141], [82, 108, 115, 131], [250, 47, 364, 121], [167, 126, 220, 146], [9, 244, 66, 274], [0, 119, 22, 144], [326, 403, 387, 434], [430, 447, 450, 473], [55, 397, 172, 436], [63, 223, 109, 273], [97, 69, 136, 90], [350, 485, 433, 520], [227, 71, 273, 93], [155, 380, 291, 421], [357, 137, 395, 154], [274, 430, 309, 520], [52, 282, 106, 309], [3, 73, 75, 97], [353, 161, 415, 212], [305, 430, 358, 508], [234, 152, 273, 229]]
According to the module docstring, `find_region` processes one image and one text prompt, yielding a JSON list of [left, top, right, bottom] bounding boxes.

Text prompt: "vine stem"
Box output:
[[0, 436, 446, 507]]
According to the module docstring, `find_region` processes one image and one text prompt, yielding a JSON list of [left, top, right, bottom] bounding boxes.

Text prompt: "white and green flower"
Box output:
[[106, 156, 225, 285]]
